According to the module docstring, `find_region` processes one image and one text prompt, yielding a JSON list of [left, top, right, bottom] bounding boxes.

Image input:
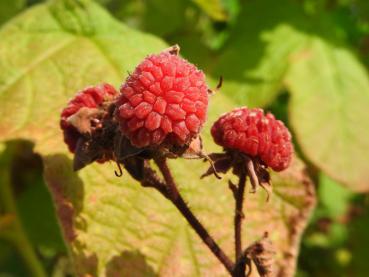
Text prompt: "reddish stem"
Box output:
[[234, 171, 247, 261], [153, 157, 234, 275]]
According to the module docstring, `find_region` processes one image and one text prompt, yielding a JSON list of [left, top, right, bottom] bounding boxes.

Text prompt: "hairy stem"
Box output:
[[153, 157, 234, 274], [234, 250, 251, 277], [234, 171, 247, 261], [154, 157, 179, 200]]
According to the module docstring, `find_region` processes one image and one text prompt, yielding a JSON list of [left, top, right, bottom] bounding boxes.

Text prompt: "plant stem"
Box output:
[[234, 171, 246, 261], [0, 169, 47, 277], [232, 170, 247, 277], [153, 157, 235, 275], [233, 250, 251, 277], [154, 157, 179, 200]]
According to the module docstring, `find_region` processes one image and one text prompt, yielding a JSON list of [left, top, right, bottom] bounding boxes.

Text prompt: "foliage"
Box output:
[[0, 0, 368, 276]]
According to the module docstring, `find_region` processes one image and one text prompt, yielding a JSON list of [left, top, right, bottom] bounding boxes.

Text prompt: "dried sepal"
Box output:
[[245, 233, 275, 277], [66, 107, 103, 135], [181, 136, 204, 159], [202, 150, 272, 200], [164, 44, 180, 55], [201, 152, 232, 178], [114, 133, 144, 162], [73, 137, 97, 171], [244, 155, 259, 193], [244, 155, 272, 201], [208, 76, 223, 95], [122, 157, 145, 181]]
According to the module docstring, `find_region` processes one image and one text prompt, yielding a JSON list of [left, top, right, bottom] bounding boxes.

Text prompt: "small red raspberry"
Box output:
[[211, 107, 293, 171], [116, 48, 209, 148], [60, 83, 118, 153]]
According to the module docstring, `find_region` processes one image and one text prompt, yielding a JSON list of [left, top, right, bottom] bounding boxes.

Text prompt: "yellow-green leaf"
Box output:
[[0, 0, 315, 275], [287, 37, 369, 192]]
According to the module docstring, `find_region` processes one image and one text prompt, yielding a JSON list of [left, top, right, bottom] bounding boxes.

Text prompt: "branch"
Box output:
[[234, 170, 247, 260], [150, 157, 235, 275], [154, 157, 179, 200]]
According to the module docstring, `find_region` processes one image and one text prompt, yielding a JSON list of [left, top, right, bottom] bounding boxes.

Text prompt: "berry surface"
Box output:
[[60, 83, 117, 153], [116, 51, 208, 148], [211, 107, 293, 171]]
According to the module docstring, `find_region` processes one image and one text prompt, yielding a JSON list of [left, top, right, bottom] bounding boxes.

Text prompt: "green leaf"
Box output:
[[0, 240, 29, 277], [286, 37, 369, 192], [213, 0, 369, 192], [142, 0, 187, 36], [0, 0, 25, 26], [349, 196, 369, 274], [212, 0, 307, 107], [192, 0, 228, 21], [0, 0, 165, 155], [42, 150, 315, 276], [318, 173, 353, 219], [356, 0, 369, 20], [0, 141, 68, 276], [103, 0, 188, 37], [0, 1, 315, 275]]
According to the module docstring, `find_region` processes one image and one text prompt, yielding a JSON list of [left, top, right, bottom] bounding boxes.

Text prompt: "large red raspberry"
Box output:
[[211, 107, 293, 171], [116, 49, 209, 148], [60, 83, 118, 153]]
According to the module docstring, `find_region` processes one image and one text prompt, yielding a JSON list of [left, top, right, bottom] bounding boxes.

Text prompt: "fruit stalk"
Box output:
[[234, 170, 247, 261], [153, 157, 235, 274]]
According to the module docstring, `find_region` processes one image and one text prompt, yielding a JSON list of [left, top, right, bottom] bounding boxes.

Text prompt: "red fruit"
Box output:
[[211, 107, 293, 171], [60, 83, 118, 153], [116, 49, 209, 148]]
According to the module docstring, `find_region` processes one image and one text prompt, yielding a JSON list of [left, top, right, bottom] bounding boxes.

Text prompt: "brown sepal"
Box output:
[[73, 137, 100, 171], [67, 107, 103, 135], [201, 152, 231, 179], [164, 44, 180, 56], [114, 133, 144, 163], [245, 232, 275, 277]]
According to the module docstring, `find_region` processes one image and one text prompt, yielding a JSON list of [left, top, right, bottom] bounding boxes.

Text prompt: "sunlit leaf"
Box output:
[[286, 37, 369, 192], [214, 0, 369, 192], [192, 0, 228, 21], [318, 173, 353, 219], [0, 0, 315, 275], [212, 0, 307, 107]]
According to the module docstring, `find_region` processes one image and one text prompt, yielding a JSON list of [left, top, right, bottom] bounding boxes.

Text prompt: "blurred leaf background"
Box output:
[[0, 0, 369, 276]]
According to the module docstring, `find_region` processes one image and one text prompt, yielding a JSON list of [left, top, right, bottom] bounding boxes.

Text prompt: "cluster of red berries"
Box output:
[[60, 46, 293, 173]]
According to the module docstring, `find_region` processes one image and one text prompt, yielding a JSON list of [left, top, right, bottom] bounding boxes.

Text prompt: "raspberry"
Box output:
[[60, 83, 118, 153], [211, 107, 293, 171], [116, 48, 209, 148]]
